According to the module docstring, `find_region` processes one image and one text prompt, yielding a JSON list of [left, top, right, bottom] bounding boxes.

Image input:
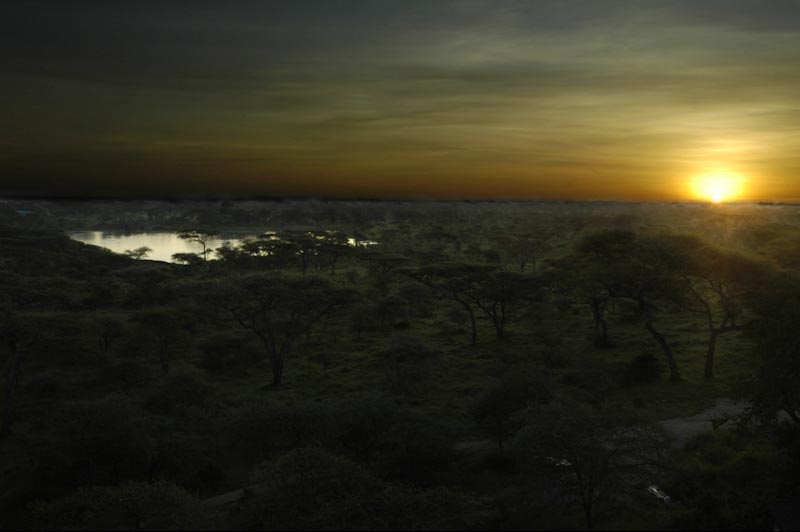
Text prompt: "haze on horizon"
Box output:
[[2, 0, 800, 202]]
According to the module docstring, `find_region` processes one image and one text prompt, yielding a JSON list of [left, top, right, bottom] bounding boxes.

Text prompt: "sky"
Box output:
[[1, 0, 800, 201]]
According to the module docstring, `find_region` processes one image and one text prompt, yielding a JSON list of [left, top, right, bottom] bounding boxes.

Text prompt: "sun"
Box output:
[[691, 171, 744, 204]]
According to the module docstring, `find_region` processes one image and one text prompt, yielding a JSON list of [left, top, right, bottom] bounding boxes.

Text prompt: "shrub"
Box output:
[[142, 368, 217, 415], [333, 393, 398, 462], [228, 401, 338, 461], [91, 360, 152, 394], [482, 447, 519, 475], [32, 399, 154, 496], [665, 431, 783, 530], [197, 331, 260, 372], [21, 371, 65, 401], [379, 334, 438, 396], [241, 447, 387, 530], [561, 367, 619, 404], [150, 430, 227, 494], [622, 353, 662, 386], [30, 480, 219, 530], [473, 369, 554, 447], [240, 448, 483, 530], [372, 413, 457, 486]]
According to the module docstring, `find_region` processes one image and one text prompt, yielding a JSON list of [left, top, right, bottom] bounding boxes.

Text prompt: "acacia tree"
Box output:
[[358, 247, 407, 276], [607, 232, 772, 379], [177, 230, 218, 261], [517, 399, 669, 530], [1, 310, 24, 438], [576, 230, 684, 381], [358, 247, 408, 297], [471, 270, 538, 340], [473, 370, 553, 447], [240, 232, 295, 270], [312, 230, 350, 275], [209, 273, 353, 385], [0, 274, 38, 437], [494, 233, 546, 273], [281, 230, 318, 275], [135, 308, 187, 375], [124, 246, 152, 260], [405, 263, 534, 343], [656, 235, 771, 379], [404, 263, 491, 345], [94, 314, 126, 356], [553, 254, 617, 346], [171, 252, 205, 266], [744, 276, 800, 425]]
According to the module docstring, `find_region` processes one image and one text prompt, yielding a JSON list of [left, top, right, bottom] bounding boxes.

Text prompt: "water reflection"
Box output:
[[68, 232, 245, 263], [68, 231, 378, 263]]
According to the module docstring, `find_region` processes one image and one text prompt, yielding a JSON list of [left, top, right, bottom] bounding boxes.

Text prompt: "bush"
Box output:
[[32, 399, 154, 496], [622, 353, 662, 386], [379, 334, 438, 396], [242, 448, 386, 530], [371, 413, 458, 486], [240, 448, 483, 530], [665, 431, 783, 530], [91, 360, 152, 394], [21, 371, 65, 401], [150, 430, 227, 494], [142, 368, 218, 415], [25, 312, 99, 366], [30, 480, 220, 530], [482, 447, 519, 475], [348, 303, 380, 339], [228, 401, 338, 461], [560, 367, 619, 404], [592, 335, 614, 348], [333, 393, 398, 462], [198, 331, 260, 372], [473, 369, 554, 447]]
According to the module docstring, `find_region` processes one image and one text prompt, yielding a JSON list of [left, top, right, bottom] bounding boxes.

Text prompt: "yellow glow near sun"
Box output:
[[691, 171, 745, 204]]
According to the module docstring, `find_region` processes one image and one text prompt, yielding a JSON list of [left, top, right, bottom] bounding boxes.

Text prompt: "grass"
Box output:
[[1, 265, 756, 510]]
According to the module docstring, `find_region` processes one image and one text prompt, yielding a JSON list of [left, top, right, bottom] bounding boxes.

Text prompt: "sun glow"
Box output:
[[691, 171, 745, 204]]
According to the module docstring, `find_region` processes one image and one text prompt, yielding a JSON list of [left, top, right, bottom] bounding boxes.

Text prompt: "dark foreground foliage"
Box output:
[[1, 199, 800, 530]]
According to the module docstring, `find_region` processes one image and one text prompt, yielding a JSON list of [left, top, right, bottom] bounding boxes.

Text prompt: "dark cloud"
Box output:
[[5, 1, 799, 84], [1, 1, 799, 199]]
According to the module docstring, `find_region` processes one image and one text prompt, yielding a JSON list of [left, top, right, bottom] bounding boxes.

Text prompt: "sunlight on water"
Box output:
[[68, 232, 245, 263], [68, 231, 378, 263]]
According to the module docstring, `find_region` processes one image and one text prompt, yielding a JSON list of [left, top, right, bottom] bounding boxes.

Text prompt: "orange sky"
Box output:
[[2, 1, 799, 201]]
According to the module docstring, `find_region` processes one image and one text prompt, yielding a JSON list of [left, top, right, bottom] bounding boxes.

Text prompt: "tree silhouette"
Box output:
[[207, 274, 353, 385], [177, 230, 218, 261], [124, 246, 151, 260]]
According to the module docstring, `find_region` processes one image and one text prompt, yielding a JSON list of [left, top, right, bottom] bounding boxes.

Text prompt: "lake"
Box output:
[[68, 231, 377, 263], [68, 231, 247, 263]]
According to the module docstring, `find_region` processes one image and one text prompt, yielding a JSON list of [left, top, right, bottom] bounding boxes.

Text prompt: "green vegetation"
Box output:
[[1, 199, 800, 530]]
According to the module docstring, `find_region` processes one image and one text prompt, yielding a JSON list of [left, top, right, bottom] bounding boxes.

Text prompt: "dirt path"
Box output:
[[660, 398, 747, 447], [201, 401, 750, 512], [453, 438, 494, 454], [453, 399, 750, 455]]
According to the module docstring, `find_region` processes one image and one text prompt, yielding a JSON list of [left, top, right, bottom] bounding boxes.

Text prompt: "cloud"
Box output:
[[1, 1, 799, 199]]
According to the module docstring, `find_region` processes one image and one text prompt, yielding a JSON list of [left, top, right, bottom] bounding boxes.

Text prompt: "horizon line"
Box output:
[[1, 194, 798, 207]]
